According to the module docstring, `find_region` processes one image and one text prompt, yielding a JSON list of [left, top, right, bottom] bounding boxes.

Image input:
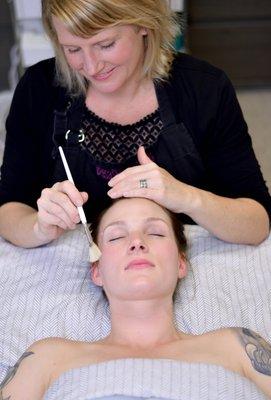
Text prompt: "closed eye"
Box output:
[[108, 236, 125, 242], [66, 47, 80, 54], [100, 42, 115, 50], [148, 233, 165, 237]]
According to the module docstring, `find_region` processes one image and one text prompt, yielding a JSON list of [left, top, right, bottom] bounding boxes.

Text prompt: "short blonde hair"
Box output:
[[41, 0, 180, 96]]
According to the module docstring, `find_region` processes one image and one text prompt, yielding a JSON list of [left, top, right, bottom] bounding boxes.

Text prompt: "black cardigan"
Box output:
[[1, 53, 270, 223]]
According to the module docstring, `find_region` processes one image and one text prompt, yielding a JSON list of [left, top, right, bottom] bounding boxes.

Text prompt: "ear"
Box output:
[[178, 254, 187, 279], [139, 27, 148, 36], [90, 261, 103, 287]]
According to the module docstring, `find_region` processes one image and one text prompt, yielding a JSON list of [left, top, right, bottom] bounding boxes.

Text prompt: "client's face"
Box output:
[[92, 198, 186, 302]]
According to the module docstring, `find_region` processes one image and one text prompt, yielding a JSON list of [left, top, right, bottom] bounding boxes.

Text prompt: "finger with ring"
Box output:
[[139, 179, 148, 189]]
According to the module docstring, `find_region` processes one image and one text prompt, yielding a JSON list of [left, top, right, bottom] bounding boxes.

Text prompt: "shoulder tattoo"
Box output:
[[237, 328, 271, 376], [0, 352, 34, 400]]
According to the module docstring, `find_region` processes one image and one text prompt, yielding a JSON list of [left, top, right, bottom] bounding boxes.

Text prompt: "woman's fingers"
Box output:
[[53, 181, 88, 207], [108, 166, 165, 201], [37, 207, 70, 231], [108, 146, 155, 188], [107, 164, 185, 213], [108, 162, 155, 187], [37, 180, 88, 233], [137, 146, 153, 165], [108, 171, 158, 197], [107, 146, 187, 213], [37, 194, 78, 229]]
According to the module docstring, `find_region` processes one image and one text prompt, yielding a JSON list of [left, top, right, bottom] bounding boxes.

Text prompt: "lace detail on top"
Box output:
[[80, 107, 163, 165]]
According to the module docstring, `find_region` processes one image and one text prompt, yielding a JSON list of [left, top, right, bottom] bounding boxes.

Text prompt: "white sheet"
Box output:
[[0, 225, 271, 399]]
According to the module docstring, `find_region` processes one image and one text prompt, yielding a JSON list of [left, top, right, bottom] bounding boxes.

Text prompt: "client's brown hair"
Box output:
[[91, 198, 187, 255]]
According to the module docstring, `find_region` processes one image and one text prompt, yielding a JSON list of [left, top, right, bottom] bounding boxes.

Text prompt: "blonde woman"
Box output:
[[1, 198, 271, 399], [0, 0, 270, 248]]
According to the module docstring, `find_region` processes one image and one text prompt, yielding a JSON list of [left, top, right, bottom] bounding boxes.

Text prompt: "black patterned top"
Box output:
[[2, 55, 271, 224], [80, 106, 163, 165]]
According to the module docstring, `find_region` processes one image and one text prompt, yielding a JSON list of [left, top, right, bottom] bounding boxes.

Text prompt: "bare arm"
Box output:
[[182, 186, 270, 245], [0, 181, 88, 248], [0, 338, 83, 400], [108, 147, 270, 245], [233, 327, 271, 398], [0, 348, 48, 400], [0, 202, 59, 248]]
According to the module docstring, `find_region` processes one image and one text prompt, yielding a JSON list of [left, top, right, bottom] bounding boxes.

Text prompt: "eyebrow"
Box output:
[[92, 30, 121, 44], [94, 36, 117, 45], [61, 34, 118, 48], [103, 217, 169, 231]]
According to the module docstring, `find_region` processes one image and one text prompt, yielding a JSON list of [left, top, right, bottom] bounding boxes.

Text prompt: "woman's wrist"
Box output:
[[32, 218, 55, 246], [175, 181, 203, 216]]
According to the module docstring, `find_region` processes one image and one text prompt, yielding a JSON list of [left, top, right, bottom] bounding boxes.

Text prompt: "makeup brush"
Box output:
[[58, 146, 101, 262]]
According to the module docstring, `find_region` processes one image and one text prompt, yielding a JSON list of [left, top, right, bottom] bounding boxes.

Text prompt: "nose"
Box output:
[[82, 51, 103, 76], [128, 233, 148, 254]]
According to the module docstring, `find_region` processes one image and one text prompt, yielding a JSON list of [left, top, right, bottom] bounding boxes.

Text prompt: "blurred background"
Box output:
[[0, 0, 270, 190]]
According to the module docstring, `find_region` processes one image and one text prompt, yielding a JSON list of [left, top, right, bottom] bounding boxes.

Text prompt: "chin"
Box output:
[[127, 283, 161, 298], [90, 73, 127, 93], [93, 82, 125, 94]]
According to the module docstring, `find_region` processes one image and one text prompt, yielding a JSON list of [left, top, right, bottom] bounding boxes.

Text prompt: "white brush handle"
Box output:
[[58, 146, 87, 224], [59, 146, 101, 261]]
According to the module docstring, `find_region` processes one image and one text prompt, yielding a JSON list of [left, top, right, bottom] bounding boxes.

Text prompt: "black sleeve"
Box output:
[[0, 62, 56, 208], [203, 73, 271, 220]]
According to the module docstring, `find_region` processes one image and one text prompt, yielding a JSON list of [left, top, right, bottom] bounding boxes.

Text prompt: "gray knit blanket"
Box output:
[[44, 359, 266, 400], [0, 226, 270, 399]]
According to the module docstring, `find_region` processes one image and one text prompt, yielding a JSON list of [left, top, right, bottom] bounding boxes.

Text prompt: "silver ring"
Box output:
[[139, 179, 148, 189]]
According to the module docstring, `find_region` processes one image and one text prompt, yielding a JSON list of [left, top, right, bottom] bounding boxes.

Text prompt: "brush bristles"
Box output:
[[89, 242, 102, 263]]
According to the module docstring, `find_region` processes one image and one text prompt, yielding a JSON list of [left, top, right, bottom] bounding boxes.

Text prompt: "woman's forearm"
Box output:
[[0, 202, 53, 248], [107, 151, 270, 245], [183, 185, 270, 245]]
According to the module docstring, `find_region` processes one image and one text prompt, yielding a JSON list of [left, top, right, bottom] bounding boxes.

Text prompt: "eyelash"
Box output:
[[108, 233, 165, 242], [108, 236, 125, 242], [66, 41, 115, 54], [100, 42, 115, 50], [67, 48, 80, 54]]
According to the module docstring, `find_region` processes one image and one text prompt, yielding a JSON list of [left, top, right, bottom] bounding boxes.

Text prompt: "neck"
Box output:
[[106, 298, 180, 349], [87, 76, 152, 107]]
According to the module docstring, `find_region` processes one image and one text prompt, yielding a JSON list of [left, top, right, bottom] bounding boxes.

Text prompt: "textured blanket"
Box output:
[[0, 226, 270, 399]]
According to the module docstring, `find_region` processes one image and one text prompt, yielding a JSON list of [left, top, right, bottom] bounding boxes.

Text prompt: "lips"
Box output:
[[125, 259, 155, 270], [93, 67, 116, 81]]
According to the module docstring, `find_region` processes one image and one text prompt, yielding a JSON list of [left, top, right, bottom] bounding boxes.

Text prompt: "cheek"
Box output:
[[65, 53, 82, 70], [118, 44, 132, 59], [156, 242, 180, 266], [99, 244, 123, 268], [97, 245, 124, 286], [110, 43, 138, 66]]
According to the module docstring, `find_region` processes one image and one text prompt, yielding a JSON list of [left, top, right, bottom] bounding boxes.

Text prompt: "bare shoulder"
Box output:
[[228, 327, 271, 398], [29, 336, 80, 355], [0, 340, 51, 400], [203, 326, 270, 358], [23, 337, 76, 366], [0, 337, 82, 400], [229, 327, 271, 376], [31, 337, 91, 377], [199, 327, 271, 397], [192, 327, 251, 376], [196, 327, 243, 347], [215, 327, 271, 377]]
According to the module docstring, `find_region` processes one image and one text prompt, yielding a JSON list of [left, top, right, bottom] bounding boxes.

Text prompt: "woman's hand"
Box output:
[[108, 146, 191, 213], [34, 180, 88, 242], [107, 146, 269, 245]]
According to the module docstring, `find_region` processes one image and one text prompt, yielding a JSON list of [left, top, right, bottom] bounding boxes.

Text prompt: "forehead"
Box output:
[[100, 199, 171, 229], [52, 17, 132, 42]]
